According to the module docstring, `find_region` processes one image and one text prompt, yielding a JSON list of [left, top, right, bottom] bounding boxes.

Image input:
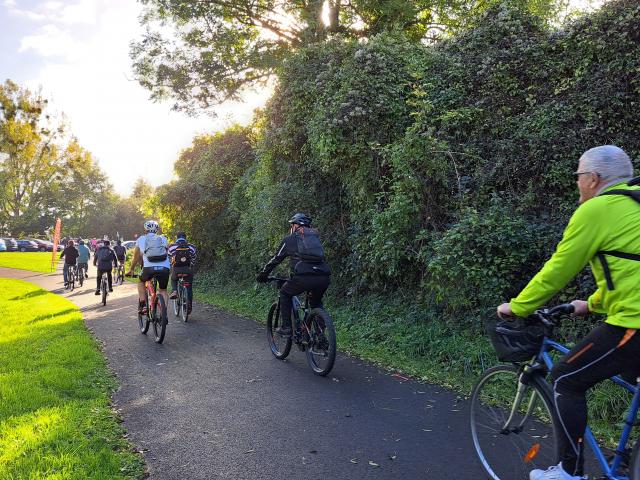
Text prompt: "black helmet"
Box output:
[[288, 213, 312, 227]]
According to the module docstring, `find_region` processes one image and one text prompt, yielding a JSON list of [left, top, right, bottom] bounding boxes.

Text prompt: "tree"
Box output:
[[0, 80, 65, 234], [131, 0, 568, 113]]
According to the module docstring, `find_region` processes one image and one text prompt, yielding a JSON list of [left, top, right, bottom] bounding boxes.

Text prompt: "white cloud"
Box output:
[[19, 24, 82, 59], [5, 0, 100, 25], [58, 0, 98, 26], [4, 0, 46, 21]]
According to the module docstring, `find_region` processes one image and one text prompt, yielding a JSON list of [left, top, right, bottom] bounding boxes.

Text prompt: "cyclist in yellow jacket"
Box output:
[[497, 145, 640, 480]]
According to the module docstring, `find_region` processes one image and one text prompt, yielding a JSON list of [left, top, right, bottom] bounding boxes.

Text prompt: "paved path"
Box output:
[[1, 263, 488, 480]]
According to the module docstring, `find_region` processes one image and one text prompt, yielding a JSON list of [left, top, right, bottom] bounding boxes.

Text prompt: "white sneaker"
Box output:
[[530, 463, 586, 480]]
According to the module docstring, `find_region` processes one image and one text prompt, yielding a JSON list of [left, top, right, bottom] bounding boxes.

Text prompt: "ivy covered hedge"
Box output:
[[165, 0, 640, 325]]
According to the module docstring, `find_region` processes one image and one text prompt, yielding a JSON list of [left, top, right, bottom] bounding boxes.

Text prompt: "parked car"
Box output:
[[25, 238, 53, 252], [0, 239, 6, 252], [123, 240, 137, 250], [2, 237, 18, 251], [17, 240, 39, 252]]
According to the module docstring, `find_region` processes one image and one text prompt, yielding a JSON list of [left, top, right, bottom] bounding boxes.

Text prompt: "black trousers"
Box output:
[[279, 275, 330, 325], [96, 268, 113, 290], [551, 323, 640, 476]]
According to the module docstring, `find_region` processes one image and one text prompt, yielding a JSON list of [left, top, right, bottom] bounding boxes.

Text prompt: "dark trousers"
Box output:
[[279, 275, 330, 326], [171, 267, 193, 305], [551, 323, 640, 476], [96, 268, 113, 290]]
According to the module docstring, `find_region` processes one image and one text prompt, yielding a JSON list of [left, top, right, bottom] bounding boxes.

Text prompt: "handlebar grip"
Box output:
[[548, 303, 575, 316]]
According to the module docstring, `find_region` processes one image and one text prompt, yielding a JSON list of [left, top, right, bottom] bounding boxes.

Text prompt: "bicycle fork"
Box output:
[[501, 370, 541, 435]]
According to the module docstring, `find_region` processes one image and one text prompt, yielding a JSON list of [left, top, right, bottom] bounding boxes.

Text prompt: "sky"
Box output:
[[1, 0, 604, 196], [0, 0, 268, 196]]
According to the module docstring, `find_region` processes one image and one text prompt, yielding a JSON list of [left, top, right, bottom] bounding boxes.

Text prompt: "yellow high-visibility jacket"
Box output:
[[510, 182, 640, 329]]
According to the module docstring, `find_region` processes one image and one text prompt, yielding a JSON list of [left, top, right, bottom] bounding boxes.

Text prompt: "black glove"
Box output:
[[256, 272, 269, 283]]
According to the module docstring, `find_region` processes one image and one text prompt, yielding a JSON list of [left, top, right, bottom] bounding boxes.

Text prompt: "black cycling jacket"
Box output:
[[261, 232, 330, 276]]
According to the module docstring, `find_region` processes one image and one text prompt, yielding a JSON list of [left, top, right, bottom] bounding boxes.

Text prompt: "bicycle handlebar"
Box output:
[[531, 303, 575, 327], [267, 276, 289, 282]]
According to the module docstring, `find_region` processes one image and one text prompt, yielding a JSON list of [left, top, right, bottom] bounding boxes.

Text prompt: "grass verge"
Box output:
[[0, 252, 56, 273], [0, 278, 145, 479], [194, 272, 634, 448]]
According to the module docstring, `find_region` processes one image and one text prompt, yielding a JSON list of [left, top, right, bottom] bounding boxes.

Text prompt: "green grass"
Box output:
[[0, 278, 145, 479], [193, 272, 634, 447], [0, 252, 56, 273]]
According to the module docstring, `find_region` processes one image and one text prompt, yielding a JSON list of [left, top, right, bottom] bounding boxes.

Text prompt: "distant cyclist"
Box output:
[[497, 146, 640, 480], [256, 213, 331, 336], [113, 240, 127, 266], [60, 240, 79, 288], [77, 240, 90, 279], [94, 240, 118, 295], [127, 220, 170, 315], [168, 232, 197, 314]]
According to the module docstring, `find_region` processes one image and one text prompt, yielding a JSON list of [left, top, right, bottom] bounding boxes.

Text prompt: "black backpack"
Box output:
[[295, 227, 325, 263], [172, 243, 193, 268], [292, 227, 331, 275]]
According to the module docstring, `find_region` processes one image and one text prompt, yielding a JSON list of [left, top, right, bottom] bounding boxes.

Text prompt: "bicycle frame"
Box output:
[[536, 337, 640, 479], [146, 277, 158, 307], [290, 294, 312, 336]]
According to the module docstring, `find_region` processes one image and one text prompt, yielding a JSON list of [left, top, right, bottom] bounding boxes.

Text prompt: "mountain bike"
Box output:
[[470, 304, 640, 480], [171, 274, 190, 322], [100, 272, 109, 306], [66, 264, 76, 291], [138, 275, 167, 344], [265, 276, 336, 376], [115, 263, 125, 285]]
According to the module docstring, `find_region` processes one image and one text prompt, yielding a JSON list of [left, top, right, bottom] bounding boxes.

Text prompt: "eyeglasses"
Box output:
[[573, 171, 598, 181]]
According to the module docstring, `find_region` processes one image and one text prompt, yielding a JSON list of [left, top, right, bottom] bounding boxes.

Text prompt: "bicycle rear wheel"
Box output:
[[180, 285, 188, 322], [172, 292, 179, 317], [267, 302, 292, 359], [152, 294, 167, 344], [138, 292, 150, 334], [78, 267, 84, 287], [101, 278, 107, 306], [470, 364, 559, 480], [305, 308, 336, 376], [68, 271, 75, 291]]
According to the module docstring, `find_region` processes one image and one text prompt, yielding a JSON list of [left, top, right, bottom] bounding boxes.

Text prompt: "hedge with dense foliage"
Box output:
[[161, 0, 640, 323]]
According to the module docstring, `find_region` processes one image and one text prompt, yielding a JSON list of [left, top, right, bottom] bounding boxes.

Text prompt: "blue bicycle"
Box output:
[[470, 304, 640, 480]]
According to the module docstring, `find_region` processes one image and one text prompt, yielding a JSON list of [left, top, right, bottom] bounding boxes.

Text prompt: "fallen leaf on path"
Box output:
[[391, 373, 410, 381]]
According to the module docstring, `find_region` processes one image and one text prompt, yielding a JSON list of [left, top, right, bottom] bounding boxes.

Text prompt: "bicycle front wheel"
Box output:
[[470, 364, 559, 480], [305, 308, 336, 376], [138, 293, 150, 334], [152, 295, 167, 344], [267, 302, 291, 360]]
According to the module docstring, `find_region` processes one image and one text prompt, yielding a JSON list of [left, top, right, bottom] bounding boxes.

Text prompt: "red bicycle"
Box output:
[[138, 276, 168, 344]]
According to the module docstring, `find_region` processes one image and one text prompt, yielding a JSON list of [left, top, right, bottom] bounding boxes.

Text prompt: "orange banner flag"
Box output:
[[51, 218, 62, 270]]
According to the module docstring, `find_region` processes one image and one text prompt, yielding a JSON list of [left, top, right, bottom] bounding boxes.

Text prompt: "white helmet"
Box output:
[[144, 220, 159, 233]]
